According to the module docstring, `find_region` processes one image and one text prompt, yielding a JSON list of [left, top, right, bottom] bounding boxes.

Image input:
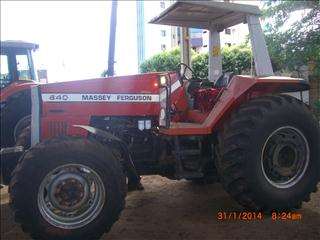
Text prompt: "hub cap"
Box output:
[[261, 126, 310, 189], [38, 164, 105, 229]]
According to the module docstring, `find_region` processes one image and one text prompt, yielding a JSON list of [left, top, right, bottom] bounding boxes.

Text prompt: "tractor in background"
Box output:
[[0, 40, 46, 184]]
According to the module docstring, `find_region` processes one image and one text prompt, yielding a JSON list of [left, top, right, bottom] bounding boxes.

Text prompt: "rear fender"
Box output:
[[210, 76, 310, 131], [1, 81, 36, 102], [248, 77, 309, 97]]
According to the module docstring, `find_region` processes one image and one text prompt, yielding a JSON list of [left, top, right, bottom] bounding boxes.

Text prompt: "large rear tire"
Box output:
[[1, 91, 31, 147], [9, 137, 126, 240], [217, 95, 319, 211], [1, 126, 31, 185]]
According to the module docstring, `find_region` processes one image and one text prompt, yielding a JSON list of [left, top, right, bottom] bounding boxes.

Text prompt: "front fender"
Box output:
[[73, 125, 141, 183], [73, 125, 123, 142]]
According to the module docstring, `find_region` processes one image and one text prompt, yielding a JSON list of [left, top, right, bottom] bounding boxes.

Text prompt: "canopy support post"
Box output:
[[208, 28, 222, 82], [246, 15, 274, 76], [180, 27, 191, 66]]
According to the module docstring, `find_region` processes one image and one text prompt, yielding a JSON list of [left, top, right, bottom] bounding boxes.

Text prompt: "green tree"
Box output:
[[140, 44, 252, 78], [263, 0, 320, 76], [221, 44, 252, 75], [191, 53, 208, 78], [139, 48, 181, 73]]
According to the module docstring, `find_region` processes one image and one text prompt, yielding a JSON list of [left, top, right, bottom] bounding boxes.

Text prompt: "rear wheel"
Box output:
[[1, 126, 31, 185], [10, 137, 126, 240], [217, 95, 319, 211], [1, 92, 30, 185], [1, 91, 31, 147]]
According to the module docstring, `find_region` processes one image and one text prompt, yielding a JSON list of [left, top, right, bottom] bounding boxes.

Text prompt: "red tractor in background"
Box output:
[[1, 41, 38, 146], [2, 2, 319, 240], [0, 40, 47, 184]]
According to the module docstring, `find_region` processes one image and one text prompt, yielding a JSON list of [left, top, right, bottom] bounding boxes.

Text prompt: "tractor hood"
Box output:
[[39, 72, 163, 117], [34, 72, 181, 141]]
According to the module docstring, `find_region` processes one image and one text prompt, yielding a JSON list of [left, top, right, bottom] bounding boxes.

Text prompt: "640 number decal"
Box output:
[[48, 94, 69, 101]]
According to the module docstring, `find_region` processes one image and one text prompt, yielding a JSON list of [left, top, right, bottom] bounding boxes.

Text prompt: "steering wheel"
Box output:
[[177, 63, 201, 85]]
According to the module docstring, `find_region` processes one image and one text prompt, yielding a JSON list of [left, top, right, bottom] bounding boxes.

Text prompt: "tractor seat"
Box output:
[[187, 72, 234, 91], [214, 72, 234, 88], [186, 80, 202, 96]]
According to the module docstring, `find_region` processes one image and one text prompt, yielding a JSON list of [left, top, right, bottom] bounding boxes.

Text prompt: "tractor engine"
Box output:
[[89, 116, 167, 174]]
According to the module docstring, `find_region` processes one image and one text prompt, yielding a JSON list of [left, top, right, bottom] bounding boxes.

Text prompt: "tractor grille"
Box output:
[[48, 121, 68, 137]]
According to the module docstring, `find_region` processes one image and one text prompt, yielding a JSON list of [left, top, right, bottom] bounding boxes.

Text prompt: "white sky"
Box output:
[[1, 1, 139, 81], [1, 0, 264, 82]]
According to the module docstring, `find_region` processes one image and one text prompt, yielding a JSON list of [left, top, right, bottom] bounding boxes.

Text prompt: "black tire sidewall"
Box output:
[[1, 91, 31, 147], [245, 102, 319, 208], [12, 138, 125, 240]]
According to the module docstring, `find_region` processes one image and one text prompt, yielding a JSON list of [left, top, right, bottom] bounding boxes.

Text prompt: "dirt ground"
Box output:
[[1, 175, 319, 240]]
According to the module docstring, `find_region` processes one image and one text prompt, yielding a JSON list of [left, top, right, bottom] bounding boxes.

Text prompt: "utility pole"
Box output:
[[136, 1, 145, 71], [106, 0, 118, 77]]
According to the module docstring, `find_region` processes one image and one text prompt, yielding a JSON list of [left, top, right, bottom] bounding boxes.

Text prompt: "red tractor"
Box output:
[[0, 40, 47, 184], [1, 41, 39, 145], [3, 2, 319, 240]]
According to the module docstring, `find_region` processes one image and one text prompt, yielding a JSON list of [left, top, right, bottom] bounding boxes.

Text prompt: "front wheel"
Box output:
[[217, 95, 319, 211], [9, 137, 126, 240]]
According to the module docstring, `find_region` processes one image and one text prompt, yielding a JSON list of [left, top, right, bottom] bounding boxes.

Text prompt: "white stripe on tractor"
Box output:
[[171, 80, 181, 93], [42, 93, 159, 103], [159, 80, 182, 101], [43, 81, 181, 103]]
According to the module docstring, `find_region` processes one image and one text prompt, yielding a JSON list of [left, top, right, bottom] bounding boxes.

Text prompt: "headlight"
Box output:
[[159, 108, 166, 127], [159, 75, 167, 86], [159, 108, 166, 120]]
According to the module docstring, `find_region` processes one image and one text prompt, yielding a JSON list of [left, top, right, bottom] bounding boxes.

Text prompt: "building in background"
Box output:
[[143, 0, 175, 60], [201, 23, 249, 54], [140, 1, 204, 61], [200, 1, 262, 53], [189, 28, 203, 52]]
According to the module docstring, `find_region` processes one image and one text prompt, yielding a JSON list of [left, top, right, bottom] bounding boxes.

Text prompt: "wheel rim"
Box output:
[[38, 164, 105, 229], [261, 126, 310, 189]]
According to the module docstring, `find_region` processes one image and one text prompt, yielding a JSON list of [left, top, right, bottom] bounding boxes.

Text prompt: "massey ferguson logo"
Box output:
[[116, 95, 153, 101], [81, 94, 112, 101], [42, 93, 159, 103]]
